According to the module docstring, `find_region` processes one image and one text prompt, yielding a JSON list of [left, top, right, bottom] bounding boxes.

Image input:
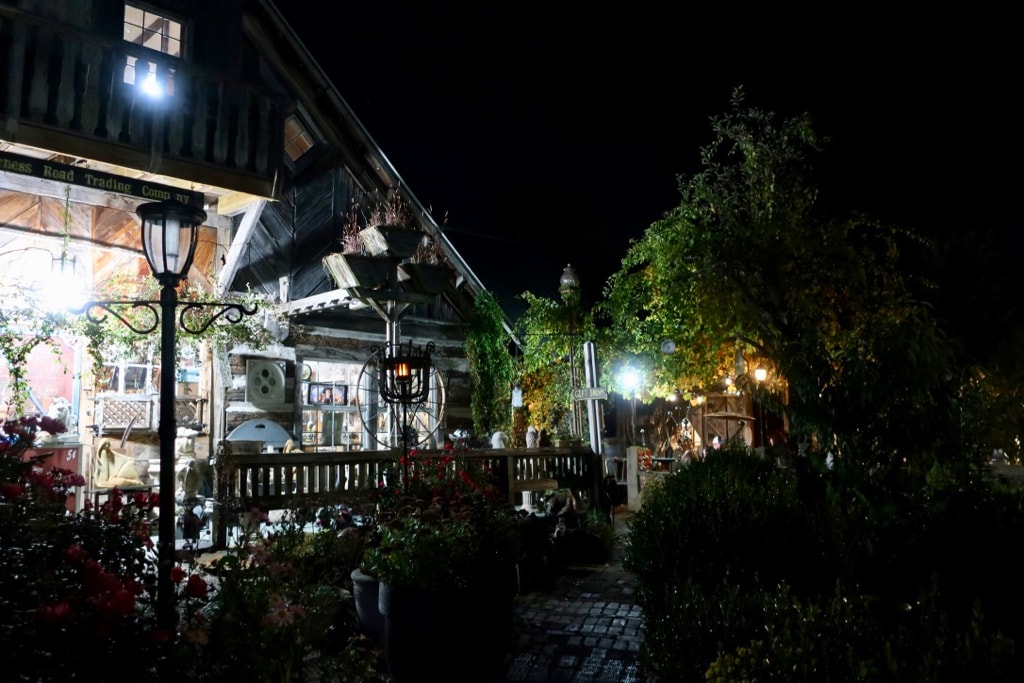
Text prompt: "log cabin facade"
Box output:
[[0, 0, 506, 496]]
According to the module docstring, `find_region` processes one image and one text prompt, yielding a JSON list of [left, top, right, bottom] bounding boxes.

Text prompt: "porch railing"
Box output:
[[212, 446, 601, 549]]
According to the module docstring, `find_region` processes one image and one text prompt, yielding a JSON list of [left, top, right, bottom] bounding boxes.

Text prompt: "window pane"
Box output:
[[284, 116, 314, 161], [123, 3, 183, 58]]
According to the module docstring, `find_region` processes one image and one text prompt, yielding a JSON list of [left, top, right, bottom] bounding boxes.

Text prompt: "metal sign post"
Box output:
[[580, 341, 605, 455]]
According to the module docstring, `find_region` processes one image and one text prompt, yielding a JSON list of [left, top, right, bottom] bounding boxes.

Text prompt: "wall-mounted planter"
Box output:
[[359, 224, 423, 259], [399, 262, 450, 295], [323, 252, 394, 290]]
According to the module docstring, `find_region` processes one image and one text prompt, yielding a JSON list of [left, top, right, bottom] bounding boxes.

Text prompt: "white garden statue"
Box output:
[[490, 431, 509, 449]]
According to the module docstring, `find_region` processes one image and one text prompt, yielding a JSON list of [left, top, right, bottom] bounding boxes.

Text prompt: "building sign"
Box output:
[[572, 387, 607, 401], [0, 151, 202, 207]]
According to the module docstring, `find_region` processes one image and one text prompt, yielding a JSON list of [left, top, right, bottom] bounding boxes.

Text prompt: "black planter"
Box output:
[[359, 225, 422, 259], [323, 252, 394, 290], [350, 567, 385, 645], [380, 582, 515, 683], [398, 262, 451, 295]]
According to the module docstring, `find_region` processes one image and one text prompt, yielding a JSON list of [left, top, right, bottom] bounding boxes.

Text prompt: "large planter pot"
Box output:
[[380, 581, 515, 683], [350, 568, 385, 646], [323, 252, 394, 290]]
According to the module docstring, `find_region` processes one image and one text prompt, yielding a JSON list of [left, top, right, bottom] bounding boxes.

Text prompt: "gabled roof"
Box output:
[[224, 1, 514, 337]]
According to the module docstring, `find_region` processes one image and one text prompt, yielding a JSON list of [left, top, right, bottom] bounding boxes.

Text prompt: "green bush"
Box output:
[[626, 450, 1024, 681]]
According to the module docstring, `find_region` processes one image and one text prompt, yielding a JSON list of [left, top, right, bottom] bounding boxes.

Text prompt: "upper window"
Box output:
[[122, 3, 183, 96], [123, 4, 182, 57], [284, 115, 315, 162]]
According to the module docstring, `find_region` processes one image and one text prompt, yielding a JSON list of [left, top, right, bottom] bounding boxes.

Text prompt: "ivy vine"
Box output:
[[464, 290, 515, 438]]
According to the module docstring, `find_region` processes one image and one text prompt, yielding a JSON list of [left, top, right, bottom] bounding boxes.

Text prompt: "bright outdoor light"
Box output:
[[620, 368, 640, 395], [754, 366, 767, 383], [138, 201, 206, 285]]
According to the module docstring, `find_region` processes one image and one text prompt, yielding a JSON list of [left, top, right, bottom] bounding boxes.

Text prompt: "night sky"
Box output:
[[276, 4, 1018, 317]]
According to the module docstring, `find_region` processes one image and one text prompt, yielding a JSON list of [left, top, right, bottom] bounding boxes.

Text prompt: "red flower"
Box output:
[[171, 565, 187, 584], [95, 587, 136, 618], [1, 482, 24, 500], [151, 627, 174, 644], [65, 543, 89, 564], [37, 602, 72, 624], [184, 574, 208, 599], [38, 416, 66, 435]]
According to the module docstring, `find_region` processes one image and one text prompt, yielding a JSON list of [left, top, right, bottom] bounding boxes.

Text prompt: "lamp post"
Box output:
[[559, 264, 582, 438], [376, 340, 434, 491], [77, 200, 257, 643], [138, 200, 204, 641]]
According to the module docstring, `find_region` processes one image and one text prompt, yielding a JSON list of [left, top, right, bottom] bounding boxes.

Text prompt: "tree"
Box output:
[[514, 286, 598, 441], [597, 88, 955, 468]]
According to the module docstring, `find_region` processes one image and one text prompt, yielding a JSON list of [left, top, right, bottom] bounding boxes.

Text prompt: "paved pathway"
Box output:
[[494, 509, 649, 683]]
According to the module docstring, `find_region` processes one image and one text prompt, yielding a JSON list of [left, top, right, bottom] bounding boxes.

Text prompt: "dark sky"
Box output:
[[276, 4, 1018, 317]]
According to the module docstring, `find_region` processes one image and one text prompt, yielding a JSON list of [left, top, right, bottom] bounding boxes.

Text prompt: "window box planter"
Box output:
[[399, 262, 450, 295], [323, 252, 394, 290], [359, 224, 423, 259]]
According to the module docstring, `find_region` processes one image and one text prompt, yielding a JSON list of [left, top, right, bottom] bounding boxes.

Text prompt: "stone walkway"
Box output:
[[494, 509, 649, 683]]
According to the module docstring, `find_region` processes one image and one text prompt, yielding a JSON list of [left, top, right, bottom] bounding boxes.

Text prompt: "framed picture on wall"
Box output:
[[308, 383, 348, 406]]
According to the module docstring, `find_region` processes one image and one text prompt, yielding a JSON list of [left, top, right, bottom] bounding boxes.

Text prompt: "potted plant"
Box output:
[[358, 448, 523, 682], [325, 194, 432, 292], [356, 192, 422, 259], [398, 235, 451, 295]]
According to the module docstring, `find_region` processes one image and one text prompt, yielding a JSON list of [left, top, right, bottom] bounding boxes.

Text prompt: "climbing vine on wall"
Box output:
[[465, 290, 516, 439]]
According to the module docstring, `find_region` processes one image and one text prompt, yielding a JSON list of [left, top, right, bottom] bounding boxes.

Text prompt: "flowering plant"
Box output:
[[1, 415, 164, 681], [174, 509, 378, 682], [361, 447, 522, 592], [2, 415, 380, 682]]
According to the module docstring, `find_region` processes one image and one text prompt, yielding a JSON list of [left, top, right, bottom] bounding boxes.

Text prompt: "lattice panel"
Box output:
[[174, 398, 205, 426], [96, 398, 154, 431]]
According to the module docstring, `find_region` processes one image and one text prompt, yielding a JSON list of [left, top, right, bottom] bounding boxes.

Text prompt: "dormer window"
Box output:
[[284, 115, 315, 162], [122, 3, 183, 96]]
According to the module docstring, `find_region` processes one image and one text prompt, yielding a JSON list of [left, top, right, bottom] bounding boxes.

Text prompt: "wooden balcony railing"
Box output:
[[0, 7, 285, 197], [212, 445, 601, 548]]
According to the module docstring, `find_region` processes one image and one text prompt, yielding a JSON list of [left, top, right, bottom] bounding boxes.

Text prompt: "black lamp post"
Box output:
[[376, 340, 434, 490], [137, 200, 205, 639], [559, 265, 582, 438], [77, 200, 257, 644]]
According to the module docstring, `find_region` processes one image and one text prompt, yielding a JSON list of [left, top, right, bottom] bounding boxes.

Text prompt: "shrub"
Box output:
[[627, 449, 1024, 681]]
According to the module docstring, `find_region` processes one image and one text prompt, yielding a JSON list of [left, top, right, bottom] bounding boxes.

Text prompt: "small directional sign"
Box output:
[[572, 387, 608, 401]]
